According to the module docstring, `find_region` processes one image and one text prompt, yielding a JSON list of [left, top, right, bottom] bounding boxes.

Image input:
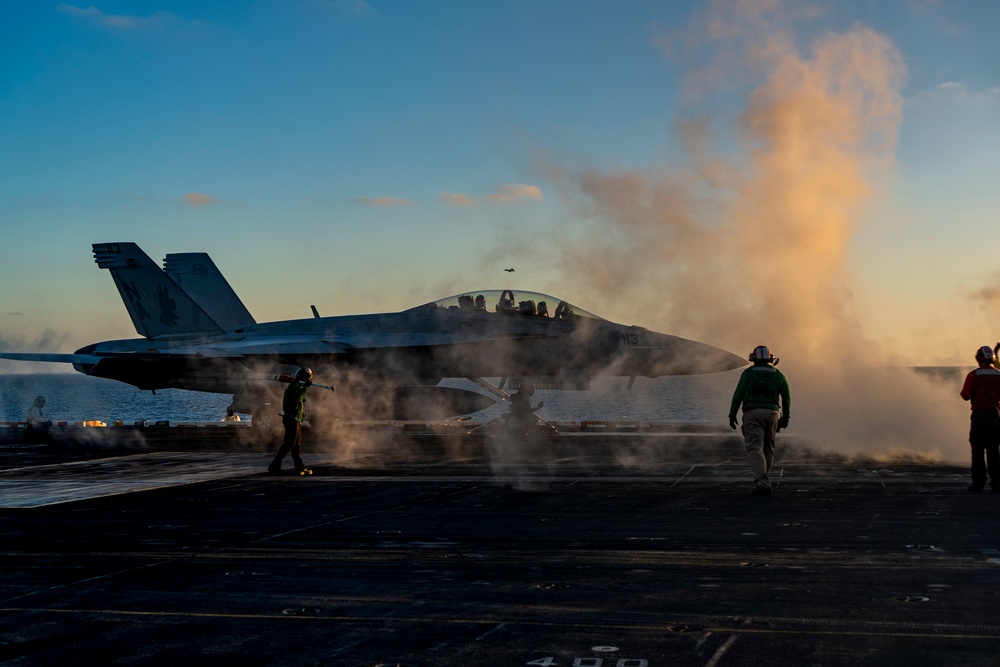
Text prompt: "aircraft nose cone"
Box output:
[[640, 333, 747, 376], [709, 347, 749, 373]]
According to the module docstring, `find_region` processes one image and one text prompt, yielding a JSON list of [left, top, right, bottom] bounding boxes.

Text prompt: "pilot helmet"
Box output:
[[295, 367, 313, 382], [976, 346, 994, 364], [749, 345, 775, 364]]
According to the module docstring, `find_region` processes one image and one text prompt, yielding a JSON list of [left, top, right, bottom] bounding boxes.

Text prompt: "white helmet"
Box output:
[[749, 345, 776, 365]]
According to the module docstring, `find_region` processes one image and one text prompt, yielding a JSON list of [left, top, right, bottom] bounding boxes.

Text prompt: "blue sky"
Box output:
[[2, 0, 999, 365]]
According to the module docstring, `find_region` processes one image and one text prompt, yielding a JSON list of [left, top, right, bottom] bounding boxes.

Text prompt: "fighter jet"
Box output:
[[0, 242, 745, 429]]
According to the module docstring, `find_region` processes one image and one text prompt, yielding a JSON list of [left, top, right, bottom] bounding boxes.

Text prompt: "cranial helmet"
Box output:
[[976, 346, 994, 364], [295, 367, 313, 382], [749, 345, 775, 364]]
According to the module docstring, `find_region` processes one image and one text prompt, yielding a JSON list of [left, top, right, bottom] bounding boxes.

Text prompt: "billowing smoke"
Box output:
[[526, 2, 969, 461]]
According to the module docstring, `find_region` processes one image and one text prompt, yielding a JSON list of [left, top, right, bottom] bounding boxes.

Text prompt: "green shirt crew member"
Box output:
[[268, 367, 314, 475], [283, 379, 309, 423], [729, 346, 791, 495]]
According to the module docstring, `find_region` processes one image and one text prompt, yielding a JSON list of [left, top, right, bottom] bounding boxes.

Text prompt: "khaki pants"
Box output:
[[742, 408, 778, 489]]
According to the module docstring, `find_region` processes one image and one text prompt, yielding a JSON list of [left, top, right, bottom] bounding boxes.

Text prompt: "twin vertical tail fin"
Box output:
[[93, 242, 225, 339]]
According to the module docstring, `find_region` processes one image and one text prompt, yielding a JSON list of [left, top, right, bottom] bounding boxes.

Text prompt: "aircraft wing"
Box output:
[[0, 352, 104, 365]]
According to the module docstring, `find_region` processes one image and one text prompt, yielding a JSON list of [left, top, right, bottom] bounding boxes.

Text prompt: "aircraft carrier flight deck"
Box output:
[[1, 424, 999, 666]]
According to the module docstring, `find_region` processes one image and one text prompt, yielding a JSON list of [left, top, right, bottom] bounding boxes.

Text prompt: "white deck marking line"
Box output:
[[705, 634, 738, 667], [670, 465, 697, 487]]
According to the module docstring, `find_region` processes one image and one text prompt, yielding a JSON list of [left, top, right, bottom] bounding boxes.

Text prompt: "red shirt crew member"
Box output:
[[959, 345, 1000, 492]]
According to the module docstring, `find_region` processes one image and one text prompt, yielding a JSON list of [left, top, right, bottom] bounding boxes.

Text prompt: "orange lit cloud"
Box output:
[[182, 192, 216, 207], [484, 183, 543, 203], [438, 192, 476, 207]]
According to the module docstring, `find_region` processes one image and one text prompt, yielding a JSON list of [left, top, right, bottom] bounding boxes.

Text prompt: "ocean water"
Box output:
[[0, 372, 740, 425], [1, 373, 233, 424]]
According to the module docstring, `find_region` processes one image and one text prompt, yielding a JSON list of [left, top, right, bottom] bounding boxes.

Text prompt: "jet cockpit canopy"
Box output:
[[413, 290, 603, 321]]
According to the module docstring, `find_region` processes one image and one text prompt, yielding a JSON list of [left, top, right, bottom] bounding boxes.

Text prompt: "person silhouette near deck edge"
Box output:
[[959, 344, 1000, 492]]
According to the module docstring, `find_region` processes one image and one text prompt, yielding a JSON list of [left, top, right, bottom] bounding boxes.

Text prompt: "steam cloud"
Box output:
[[528, 2, 969, 461]]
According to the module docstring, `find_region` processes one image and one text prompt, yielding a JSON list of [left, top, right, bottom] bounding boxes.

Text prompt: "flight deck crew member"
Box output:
[[507, 384, 544, 436], [269, 367, 314, 475], [728, 346, 791, 496], [959, 345, 1000, 492], [25, 395, 53, 443]]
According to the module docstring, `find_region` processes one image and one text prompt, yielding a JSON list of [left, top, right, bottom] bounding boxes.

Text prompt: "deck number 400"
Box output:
[[527, 659, 648, 666]]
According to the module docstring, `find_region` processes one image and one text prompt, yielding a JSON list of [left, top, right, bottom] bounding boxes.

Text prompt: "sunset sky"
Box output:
[[2, 0, 999, 367]]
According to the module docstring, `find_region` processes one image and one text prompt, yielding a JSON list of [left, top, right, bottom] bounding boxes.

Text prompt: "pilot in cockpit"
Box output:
[[475, 295, 487, 311], [536, 301, 549, 318], [497, 295, 514, 313], [554, 301, 574, 320]]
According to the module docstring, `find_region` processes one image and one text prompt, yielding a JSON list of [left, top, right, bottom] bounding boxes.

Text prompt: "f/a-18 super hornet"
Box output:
[[0, 243, 745, 429]]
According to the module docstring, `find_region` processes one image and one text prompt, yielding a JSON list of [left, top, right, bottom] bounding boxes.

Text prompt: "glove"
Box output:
[[729, 415, 738, 430], [778, 415, 789, 432]]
